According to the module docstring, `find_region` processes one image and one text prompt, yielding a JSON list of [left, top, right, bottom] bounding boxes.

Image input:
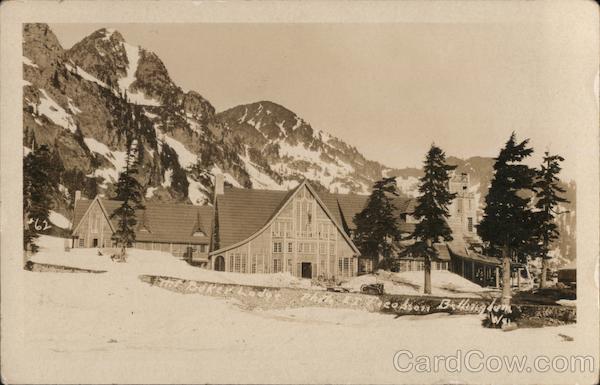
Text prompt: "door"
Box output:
[[215, 255, 225, 271], [301, 262, 312, 279]]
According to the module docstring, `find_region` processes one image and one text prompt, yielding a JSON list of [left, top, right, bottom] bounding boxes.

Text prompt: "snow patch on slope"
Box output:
[[118, 44, 161, 106], [240, 150, 284, 190], [187, 177, 210, 205], [38, 89, 76, 132], [155, 129, 197, 169], [67, 98, 81, 114], [83, 137, 127, 185], [23, 56, 38, 68], [162, 169, 173, 188], [65, 63, 111, 89], [49, 210, 71, 229], [396, 176, 420, 198]]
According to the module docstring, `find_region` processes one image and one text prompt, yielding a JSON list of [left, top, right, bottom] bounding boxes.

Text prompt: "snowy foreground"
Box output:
[[7, 236, 589, 383]]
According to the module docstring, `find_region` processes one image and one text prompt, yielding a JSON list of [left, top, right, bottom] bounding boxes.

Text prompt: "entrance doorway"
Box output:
[[215, 255, 225, 271], [301, 262, 312, 279]]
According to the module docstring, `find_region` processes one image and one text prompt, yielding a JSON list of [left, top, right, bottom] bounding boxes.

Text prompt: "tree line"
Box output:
[[352, 132, 568, 303], [23, 129, 568, 305]]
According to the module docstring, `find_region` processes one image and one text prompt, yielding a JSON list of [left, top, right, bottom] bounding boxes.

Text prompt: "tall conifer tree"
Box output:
[[532, 152, 569, 288], [23, 145, 60, 255], [411, 145, 457, 294], [110, 105, 144, 259], [478, 133, 536, 304], [353, 177, 401, 270]]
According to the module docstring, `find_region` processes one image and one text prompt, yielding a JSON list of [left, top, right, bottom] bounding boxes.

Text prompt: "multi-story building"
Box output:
[[447, 172, 478, 236]]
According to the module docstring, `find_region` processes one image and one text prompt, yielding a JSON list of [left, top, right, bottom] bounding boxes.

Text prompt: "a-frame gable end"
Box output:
[[303, 183, 361, 255], [71, 197, 116, 235], [96, 199, 116, 233], [71, 197, 99, 234]]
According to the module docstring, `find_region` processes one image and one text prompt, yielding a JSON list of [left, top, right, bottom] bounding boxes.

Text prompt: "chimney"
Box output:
[[214, 174, 224, 196]]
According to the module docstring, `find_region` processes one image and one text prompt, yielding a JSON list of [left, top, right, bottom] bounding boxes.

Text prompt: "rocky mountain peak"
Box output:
[[23, 23, 64, 69], [218, 100, 316, 144], [66, 28, 130, 89]]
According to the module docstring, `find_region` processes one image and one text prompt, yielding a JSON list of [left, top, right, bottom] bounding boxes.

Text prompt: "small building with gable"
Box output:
[[71, 197, 213, 265]]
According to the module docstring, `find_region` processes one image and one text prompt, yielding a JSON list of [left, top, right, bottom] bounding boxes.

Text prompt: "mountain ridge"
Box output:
[[22, 24, 576, 264]]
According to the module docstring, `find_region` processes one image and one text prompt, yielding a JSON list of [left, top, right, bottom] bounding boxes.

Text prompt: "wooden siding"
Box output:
[[213, 185, 357, 279], [72, 200, 209, 263], [72, 200, 114, 248]]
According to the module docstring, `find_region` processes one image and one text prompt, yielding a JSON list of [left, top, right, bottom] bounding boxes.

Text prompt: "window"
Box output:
[[91, 213, 98, 233], [467, 217, 473, 232], [287, 242, 293, 253], [272, 221, 291, 237], [273, 259, 281, 273], [343, 258, 350, 276], [199, 244, 207, 253], [285, 222, 292, 237], [229, 255, 234, 272], [318, 223, 329, 239], [193, 230, 205, 237], [251, 256, 257, 274], [241, 254, 247, 273], [338, 259, 343, 275], [329, 243, 335, 256], [234, 254, 241, 273], [287, 259, 292, 272], [298, 242, 315, 254], [93, 238, 98, 247], [79, 238, 84, 247], [319, 243, 327, 255], [273, 242, 282, 253]]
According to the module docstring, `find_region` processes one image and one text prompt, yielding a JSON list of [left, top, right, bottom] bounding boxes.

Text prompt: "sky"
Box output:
[[49, 21, 598, 181]]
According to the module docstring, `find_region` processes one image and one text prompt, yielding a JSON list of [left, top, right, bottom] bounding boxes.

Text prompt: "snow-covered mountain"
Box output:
[[22, 24, 576, 264], [216, 101, 393, 193]]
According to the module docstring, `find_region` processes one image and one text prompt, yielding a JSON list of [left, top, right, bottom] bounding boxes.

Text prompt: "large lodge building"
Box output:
[[71, 173, 502, 285]]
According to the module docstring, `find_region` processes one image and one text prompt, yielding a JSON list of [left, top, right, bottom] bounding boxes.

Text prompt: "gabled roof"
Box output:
[[213, 181, 360, 255], [321, 192, 416, 233], [214, 186, 296, 251], [72, 198, 213, 244], [212, 181, 416, 254]]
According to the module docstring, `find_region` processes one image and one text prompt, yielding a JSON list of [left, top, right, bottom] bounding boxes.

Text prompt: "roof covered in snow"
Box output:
[[72, 198, 214, 244]]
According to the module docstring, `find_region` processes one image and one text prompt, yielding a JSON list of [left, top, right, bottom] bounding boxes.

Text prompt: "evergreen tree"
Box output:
[[478, 133, 536, 304], [411, 145, 457, 294], [532, 152, 569, 288], [353, 177, 401, 270], [110, 109, 145, 260], [23, 145, 60, 255]]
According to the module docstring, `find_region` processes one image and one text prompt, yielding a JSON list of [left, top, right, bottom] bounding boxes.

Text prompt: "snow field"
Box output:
[[10, 235, 588, 384]]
